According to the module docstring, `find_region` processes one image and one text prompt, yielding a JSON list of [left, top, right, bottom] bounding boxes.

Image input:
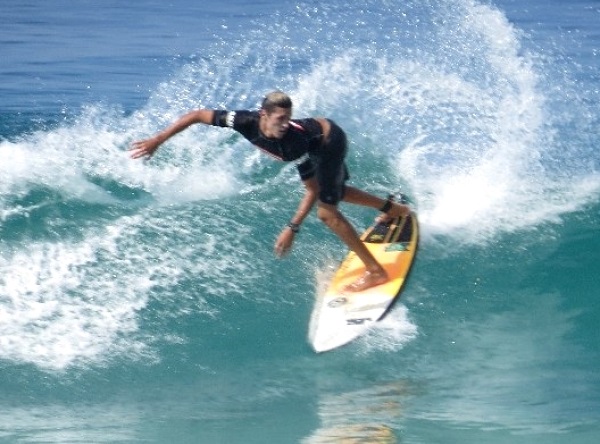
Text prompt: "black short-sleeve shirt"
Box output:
[[212, 110, 323, 180]]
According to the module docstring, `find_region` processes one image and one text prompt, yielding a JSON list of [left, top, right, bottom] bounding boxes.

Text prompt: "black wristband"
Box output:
[[287, 222, 300, 233], [379, 197, 393, 213]]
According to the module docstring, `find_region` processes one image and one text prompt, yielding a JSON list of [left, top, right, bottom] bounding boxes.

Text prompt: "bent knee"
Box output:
[[317, 204, 341, 227]]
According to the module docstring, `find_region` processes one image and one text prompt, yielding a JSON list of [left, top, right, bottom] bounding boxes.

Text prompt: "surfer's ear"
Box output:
[[259, 107, 272, 120]]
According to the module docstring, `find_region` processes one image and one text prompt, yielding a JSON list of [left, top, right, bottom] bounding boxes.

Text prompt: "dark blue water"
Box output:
[[1, 0, 599, 442]]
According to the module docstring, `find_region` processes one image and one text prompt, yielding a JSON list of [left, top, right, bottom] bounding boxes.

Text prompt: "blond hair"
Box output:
[[261, 91, 292, 113]]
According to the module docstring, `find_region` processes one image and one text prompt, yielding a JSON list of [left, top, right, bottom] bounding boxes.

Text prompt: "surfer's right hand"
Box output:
[[129, 137, 162, 160]]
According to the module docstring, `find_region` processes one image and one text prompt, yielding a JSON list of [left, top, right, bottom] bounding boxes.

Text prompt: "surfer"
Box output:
[[130, 91, 410, 292]]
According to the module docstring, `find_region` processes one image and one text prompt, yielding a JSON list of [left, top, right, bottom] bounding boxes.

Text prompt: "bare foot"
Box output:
[[388, 202, 411, 217], [376, 203, 410, 224], [343, 269, 389, 292]]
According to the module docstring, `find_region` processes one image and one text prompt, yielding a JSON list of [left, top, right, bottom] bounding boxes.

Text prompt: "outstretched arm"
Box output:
[[130, 109, 215, 159], [274, 176, 319, 257]]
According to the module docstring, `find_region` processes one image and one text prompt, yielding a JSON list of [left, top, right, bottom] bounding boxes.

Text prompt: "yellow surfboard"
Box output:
[[309, 208, 419, 352]]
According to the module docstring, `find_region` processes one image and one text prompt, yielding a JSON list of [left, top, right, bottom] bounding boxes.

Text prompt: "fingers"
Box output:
[[274, 231, 294, 257], [274, 237, 292, 257], [274, 244, 288, 257], [274, 242, 289, 257], [129, 140, 154, 159]]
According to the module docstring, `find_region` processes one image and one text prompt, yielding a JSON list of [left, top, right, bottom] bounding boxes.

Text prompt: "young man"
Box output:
[[130, 91, 410, 292]]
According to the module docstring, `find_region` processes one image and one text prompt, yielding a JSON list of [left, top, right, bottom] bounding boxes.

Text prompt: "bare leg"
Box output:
[[317, 202, 388, 292], [342, 186, 410, 218]]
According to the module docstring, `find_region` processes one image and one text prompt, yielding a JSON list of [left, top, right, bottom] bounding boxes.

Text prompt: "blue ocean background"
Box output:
[[1, 0, 599, 442]]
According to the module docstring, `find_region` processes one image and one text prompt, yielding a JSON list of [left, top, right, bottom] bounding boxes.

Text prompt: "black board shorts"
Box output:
[[316, 120, 350, 205]]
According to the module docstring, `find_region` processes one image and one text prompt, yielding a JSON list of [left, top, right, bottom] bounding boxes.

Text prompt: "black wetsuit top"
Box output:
[[212, 110, 323, 180], [212, 109, 349, 204]]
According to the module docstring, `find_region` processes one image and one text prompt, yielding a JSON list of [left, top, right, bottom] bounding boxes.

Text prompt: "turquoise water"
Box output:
[[1, 0, 599, 442]]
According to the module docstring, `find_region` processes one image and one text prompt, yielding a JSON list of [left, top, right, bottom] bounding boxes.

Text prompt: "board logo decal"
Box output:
[[385, 242, 410, 252], [328, 297, 348, 308], [347, 318, 372, 325]]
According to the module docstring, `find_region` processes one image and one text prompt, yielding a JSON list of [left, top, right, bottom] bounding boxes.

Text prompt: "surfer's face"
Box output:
[[260, 106, 292, 139]]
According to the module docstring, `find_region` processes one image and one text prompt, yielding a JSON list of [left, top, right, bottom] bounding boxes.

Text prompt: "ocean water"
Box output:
[[1, 0, 599, 442]]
